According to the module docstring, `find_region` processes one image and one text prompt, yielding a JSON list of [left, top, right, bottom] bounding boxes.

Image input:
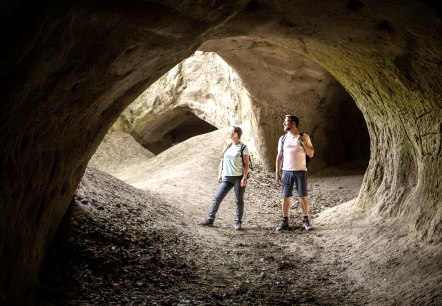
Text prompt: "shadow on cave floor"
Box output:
[[31, 127, 442, 305], [33, 165, 374, 305], [32, 161, 442, 305]]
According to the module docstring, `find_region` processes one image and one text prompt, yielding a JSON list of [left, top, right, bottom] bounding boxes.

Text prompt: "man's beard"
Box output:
[[284, 127, 291, 131]]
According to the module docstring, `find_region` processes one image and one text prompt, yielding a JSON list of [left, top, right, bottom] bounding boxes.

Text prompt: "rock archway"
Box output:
[[129, 108, 218, 154], [1, 0, 440, 303], [114, 48, 369, 173]]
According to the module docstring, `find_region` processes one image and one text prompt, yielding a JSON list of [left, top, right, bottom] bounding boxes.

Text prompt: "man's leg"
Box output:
[[277, 171, 294, 231], [300, 195, 313, 230], [296, 171, 312, 230], [300, 196, 309, 217], [282, 197, 291, 217], [276, 198, 291, 231]]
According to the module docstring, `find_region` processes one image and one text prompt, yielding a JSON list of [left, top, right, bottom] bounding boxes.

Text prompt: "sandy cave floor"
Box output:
[[32, 129, 442, 305]]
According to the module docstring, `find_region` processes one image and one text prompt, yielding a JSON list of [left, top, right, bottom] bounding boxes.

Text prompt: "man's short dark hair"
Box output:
[[285, 114, 299, 127]]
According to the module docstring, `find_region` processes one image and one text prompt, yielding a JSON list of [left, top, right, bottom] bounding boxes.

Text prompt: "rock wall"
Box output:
[[0, 0, 440, 303], [200, 37, 370, 170], [116, 48, 368, 171], [0, 1, 245, 302], [115, 51, 253, 152], [202, 0, 441, 244]]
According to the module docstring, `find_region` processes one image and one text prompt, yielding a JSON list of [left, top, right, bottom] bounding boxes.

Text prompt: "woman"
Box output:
[[200, 126, 250, 230]]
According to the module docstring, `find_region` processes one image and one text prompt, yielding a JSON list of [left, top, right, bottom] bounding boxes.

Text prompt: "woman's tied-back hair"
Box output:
[[285, 114, 299, 127], [223, 126, 243, 154], [233, 126, 243, 139]]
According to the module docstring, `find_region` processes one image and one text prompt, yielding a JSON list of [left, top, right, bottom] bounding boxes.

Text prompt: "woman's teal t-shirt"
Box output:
[[223, 143, 249, 176]]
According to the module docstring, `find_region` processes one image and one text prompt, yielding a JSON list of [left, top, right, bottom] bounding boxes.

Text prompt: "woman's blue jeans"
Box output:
[[208, 176, 245, 222]]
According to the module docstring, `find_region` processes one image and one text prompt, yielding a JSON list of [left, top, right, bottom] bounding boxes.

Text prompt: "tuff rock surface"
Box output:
[[116, 49, 369, 171], [1, 0, 441, 303]]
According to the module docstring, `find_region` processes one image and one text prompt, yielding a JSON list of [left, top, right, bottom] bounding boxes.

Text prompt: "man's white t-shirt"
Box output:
[[278, 133, 312, 171], [223, 143, 249, 176]]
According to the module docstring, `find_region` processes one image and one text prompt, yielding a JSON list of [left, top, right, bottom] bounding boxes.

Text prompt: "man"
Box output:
[[275, 114, 314, 231]]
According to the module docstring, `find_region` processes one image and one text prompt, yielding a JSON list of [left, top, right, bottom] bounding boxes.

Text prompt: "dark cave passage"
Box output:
[[142, 111, 217, 154]]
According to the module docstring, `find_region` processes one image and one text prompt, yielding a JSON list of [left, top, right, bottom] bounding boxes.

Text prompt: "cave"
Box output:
[[115, 48, 369, 170], [139, 110, 218, 154], [1, 0, 440, 304]]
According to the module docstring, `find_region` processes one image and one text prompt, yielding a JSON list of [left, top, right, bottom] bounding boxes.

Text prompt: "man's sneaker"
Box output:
[[303, 218, 313, 231], [200, 219, 214, 227], [234, 220, 242, 230], [276, 218, 289, 231]]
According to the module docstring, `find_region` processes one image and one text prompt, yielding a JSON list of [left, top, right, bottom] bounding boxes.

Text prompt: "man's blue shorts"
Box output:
[[282, 170, 308, 197]]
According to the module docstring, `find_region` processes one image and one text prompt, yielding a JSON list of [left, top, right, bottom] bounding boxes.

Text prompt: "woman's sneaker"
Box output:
[[200, 219, 214, 227]]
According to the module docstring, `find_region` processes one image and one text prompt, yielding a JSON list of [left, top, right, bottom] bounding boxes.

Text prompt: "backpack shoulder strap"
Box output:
[[299, 133, 306, 150], [223, 142, 232, 154], [299, 132, 306, 151], [299, 133, 311, 164], [240, 143, 245, 167], [240, 143, 254, 171]]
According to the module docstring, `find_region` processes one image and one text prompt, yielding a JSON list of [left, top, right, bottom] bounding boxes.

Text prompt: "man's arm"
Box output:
[[299, 134, 314, 157], [276, 150, 283, 184], [303, 143, 314, 157]]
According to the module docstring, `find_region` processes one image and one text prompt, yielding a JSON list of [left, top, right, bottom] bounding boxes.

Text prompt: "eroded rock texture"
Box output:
[[115, 51, 251, 154], [1, 0, 440, 303], [200, 38, 370, 170], [116, 49, 368, 171]]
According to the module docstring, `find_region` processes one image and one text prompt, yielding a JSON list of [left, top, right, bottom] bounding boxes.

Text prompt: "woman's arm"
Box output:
[[218, 158, 223, 183], [241, 154, 249, 187]]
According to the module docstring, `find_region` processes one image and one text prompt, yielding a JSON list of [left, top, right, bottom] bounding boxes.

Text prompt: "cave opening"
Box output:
[[142, 111, 218, 155], [106, 48, 370, 175], [1, 2, 441, 304]]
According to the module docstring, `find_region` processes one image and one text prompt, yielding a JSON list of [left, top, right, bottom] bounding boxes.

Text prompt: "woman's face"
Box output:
[[229, 127, 237, 139]]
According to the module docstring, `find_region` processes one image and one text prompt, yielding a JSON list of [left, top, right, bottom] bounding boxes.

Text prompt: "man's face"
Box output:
[[283, 118, 293, 131]]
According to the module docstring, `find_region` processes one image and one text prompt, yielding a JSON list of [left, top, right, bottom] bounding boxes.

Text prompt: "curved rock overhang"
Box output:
[[116, 48, 368, 172], [1, 0, 440, 302], [137, 109, 218, 154], [198, 39, 370, 171]]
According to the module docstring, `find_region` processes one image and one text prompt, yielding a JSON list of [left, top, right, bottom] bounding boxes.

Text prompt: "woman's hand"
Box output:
[[241, 177, 247, 187], [218, 176, 222, 183]]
